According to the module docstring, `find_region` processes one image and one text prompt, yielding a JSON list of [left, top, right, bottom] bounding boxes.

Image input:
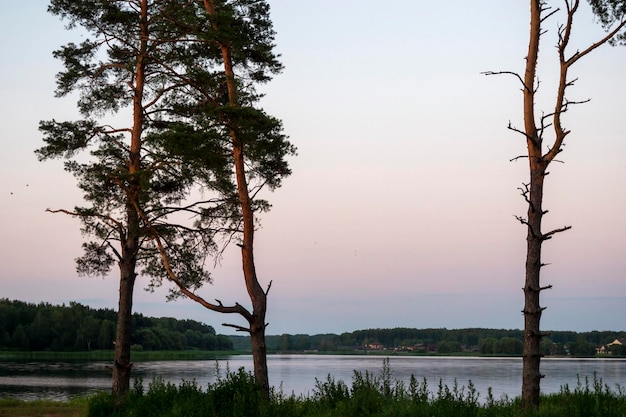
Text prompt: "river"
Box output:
[[0, 355, 624, 402]]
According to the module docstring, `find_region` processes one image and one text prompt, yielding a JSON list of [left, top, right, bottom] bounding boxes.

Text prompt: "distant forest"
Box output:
[[0, 299, 232, 352], [2, 299, 624, 356], [231, 328, 626, 357]]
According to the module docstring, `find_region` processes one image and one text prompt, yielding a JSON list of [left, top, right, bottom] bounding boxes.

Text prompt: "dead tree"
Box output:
[[485, 0, 626, 409]]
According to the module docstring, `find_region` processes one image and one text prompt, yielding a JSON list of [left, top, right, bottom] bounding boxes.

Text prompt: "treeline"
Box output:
[[0, 299, 232, 352], [230, 327, 626, 356]]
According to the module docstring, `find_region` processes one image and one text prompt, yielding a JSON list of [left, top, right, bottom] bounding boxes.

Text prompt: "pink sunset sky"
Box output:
[[1, 1, 625, 335]]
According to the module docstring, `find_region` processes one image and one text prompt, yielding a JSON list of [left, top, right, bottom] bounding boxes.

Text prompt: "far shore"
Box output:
[[0, 349, 607, 361]]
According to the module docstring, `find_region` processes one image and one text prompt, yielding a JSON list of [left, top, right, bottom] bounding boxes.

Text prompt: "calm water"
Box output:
[[0, 355, 624, 402]]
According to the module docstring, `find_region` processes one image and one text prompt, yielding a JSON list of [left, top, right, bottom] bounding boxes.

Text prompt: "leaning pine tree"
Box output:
[[138, 0, 295, 399], [486, 0, 626, 409]]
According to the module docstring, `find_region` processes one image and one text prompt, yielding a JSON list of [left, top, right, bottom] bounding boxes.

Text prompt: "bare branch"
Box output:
[[514, 215, 537, 238], [482, 70, 532, 93], [510, 155, 529, 162], [540, 7, 559, 23], [566, 18, 626, 67], [542, 225, 572, 241], [517, 183, 534, 212], [223, 323, 250, 332], [508, 121, 537, 145]]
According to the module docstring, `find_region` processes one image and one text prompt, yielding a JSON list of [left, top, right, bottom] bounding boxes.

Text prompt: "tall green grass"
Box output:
[[0, 396, 88, 417], [86, 359, 626, 417]]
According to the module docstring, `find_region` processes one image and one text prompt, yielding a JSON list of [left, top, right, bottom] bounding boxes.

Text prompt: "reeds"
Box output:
[[86, 359, 626, 417]]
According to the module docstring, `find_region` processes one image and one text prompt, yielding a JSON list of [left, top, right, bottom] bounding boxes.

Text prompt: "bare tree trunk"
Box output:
[[521, 164, 546, 409], [521, 1, 545, 409]]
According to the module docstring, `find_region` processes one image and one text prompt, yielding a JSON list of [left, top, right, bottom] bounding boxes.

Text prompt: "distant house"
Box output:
[[596, 338, 624, 355], [608, 339, 623, 347], [365, 343, 384, 350]]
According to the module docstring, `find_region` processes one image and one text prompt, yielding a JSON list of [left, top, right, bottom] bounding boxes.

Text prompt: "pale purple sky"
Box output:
[[1, 1, 625, 335]]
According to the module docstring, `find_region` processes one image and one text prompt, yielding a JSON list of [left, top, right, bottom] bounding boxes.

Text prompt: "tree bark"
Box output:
[[112, 244, 137, 398], [521, 165, 545, 409], [521, 0, 544, 409], [249, 313, 269, 396], [500, 0, 626, 409], [203, 0, 271, 398], [112, 0, 148, 400]]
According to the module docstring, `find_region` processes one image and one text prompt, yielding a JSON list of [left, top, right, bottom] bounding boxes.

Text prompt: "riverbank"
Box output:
[[0, 398, 87, 417], [2, 356, 625, 416], [20, 367, 625, 417]]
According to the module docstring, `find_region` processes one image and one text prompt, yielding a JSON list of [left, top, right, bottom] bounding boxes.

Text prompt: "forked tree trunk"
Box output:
[[488, 0, 625, 410]]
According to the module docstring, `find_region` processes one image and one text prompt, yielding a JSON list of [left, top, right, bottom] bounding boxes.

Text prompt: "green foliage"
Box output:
[[38, 0, 295, 303], [0, 397, 87, 417], [84, 361, 626, 417], [540, 374, 626, 417], [242, 328, 625, 356], [0, 298, 231, 352], [88, 367, 268, 417], [437, 340, 462, 354], [587, 0, 626, 44]]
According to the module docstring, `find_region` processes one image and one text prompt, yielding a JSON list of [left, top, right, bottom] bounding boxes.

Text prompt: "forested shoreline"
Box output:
[[233, 328, 626, 357], [0, 299, 232, 352], [1, 298, 624, 357]]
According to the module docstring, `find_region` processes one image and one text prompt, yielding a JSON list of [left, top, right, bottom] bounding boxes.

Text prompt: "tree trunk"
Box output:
[[112, 238, 137, 398], [233, 127, 270, 398], [203, 0, 271, 398], [521, 163, 545, 409], [521, 0, 543, 409], [250, 314, 269, 396], [112, 0, 147, 400], [515, 0, 624, 409]]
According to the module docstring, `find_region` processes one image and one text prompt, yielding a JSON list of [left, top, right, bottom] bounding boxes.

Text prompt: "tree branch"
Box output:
[[222, 323, 250, 332], [542, 225, 572, 240], [45, 207, 123, 232], [508, 121, 538, 145], [129, 197, 253, 321], [482, 70, 532, 94], [566, 17, 626, 67]]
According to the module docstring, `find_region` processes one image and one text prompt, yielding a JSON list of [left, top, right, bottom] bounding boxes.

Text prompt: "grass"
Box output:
[[81, 359, 626, 417], [5, 359, 626, 416], [0, 397, 88, 417]]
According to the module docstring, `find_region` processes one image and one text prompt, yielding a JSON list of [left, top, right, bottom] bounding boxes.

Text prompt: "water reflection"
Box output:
[[1, 355, 624, 402]]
